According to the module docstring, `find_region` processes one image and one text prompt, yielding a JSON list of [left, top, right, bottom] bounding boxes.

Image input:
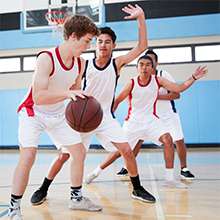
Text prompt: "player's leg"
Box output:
[[175, 139, 195, 179], [159, 133, 187, 188], [117, 140, 143, 176], [8, 111, 42, 220], [85, 150, 121, 184], [49, 118, 102, 211], [66, 143, 102, 211], [113, 141, 156, 203], [30, 152, 70, 205], [8, 147, 37, 220]]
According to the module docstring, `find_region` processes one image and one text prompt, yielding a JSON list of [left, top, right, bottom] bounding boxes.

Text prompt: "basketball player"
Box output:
[[8, 15, 101, 220], [116, 49, 195, 179], [31, 4, 156, 205], [84, 55, 207, 187]]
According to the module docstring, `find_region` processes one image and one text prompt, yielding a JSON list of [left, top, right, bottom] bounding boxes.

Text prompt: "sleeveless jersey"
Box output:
[[17, 47, 81, 116], [156, 69, 177, 115], [83, 58, 119, 117], [126, 75, 160, 122]]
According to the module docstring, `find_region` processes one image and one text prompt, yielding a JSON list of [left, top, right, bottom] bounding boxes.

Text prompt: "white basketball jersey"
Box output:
[[156, 69, 177, 116], [18, 47, 81, 116], [126, 75, 160, 122], [83, 58, 118, 117]]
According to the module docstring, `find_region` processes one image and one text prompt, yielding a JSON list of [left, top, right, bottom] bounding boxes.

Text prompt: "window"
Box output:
[[81, 52, 95, 60], [154, 47, 192, 63], [195, 45, 220, 61], [23, 56, 37, 71], [0, 58, 20, 73]]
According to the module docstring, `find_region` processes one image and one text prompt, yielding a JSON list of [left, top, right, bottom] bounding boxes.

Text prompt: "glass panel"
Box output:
[[0, 58, 20, 72], [195, 45, 220, 61], [23, 56, 37, 71], [81, 52, 95, 60], [154, 47, 192, 63]]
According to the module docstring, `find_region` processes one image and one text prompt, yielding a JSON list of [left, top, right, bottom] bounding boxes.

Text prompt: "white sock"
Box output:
[[93, 166, 102, 176], [182, 167, 189, 172], [165, 168, 174, 181]]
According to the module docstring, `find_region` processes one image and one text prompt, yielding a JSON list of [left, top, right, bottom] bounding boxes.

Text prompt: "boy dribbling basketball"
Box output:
[[8, 15, 101, 220]]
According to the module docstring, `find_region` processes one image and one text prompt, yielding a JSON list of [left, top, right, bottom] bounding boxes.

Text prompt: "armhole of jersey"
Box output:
[[82, 60, 89, 79], [77, 57, 81, 74], [113, 58, 119, 78], [155, 75, 161, 88], [130, 78, 135, 93], [82, 60, 89, 90], [37, 51, 55, 77]]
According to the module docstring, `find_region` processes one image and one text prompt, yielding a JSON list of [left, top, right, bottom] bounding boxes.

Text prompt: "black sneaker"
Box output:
[[180, 168, 195, 180], [132, 186, 156, 203], [116, 168, 128, 176], [30, 189, 47, 205]]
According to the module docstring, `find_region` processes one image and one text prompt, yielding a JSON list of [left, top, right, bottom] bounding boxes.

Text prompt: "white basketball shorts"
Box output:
[[18, 110, 82, 149], [81, 114, 127, 152]]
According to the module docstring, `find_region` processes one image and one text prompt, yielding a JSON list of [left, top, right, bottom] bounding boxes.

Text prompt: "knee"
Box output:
[[20, 149, 36, 167], [161, 133, 173, 146], [121, 145, 133, 159], [58, 153, 70, 163]]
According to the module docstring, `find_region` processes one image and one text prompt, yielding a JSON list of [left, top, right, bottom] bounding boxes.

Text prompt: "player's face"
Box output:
[[147, 54, 157, 69], [137, 59, 153, 76], [74, 33, 93, 56], [96, 34, 115, 58]]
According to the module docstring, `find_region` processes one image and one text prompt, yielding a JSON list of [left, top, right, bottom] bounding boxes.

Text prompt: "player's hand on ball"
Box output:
[[68, 90, 86, 101]]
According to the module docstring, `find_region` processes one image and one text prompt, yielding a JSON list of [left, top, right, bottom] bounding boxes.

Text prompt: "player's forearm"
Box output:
[[158, 92, 180, 100], [137, 13, 148, 51], [174, 76, 196, 93], [33, 90, 70, 105]]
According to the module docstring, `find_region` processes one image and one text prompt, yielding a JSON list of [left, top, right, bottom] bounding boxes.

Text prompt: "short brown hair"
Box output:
[[63, 15, 99, 40]]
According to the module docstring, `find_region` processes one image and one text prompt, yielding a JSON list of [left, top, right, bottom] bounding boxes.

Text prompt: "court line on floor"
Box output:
[[148, 164, 165, 220], [0, 205, 9, 218]]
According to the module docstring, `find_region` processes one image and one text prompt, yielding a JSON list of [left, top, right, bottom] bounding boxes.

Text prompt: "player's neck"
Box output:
[[139, 74, 151, 84], [95, 55, 111, 68]]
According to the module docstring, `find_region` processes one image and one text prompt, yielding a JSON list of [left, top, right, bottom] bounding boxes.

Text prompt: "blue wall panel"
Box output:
[[0, 80, 219, 147]]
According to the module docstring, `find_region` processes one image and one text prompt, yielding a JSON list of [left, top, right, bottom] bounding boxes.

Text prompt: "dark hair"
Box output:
[[63, 15, 99, 40], [99, 27, 117, 43], [137, 55, 154, 67], [145, 49, 158, 62]]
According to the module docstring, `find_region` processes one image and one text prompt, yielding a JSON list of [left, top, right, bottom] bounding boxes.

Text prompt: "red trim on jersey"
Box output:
[[77, 57, 81, 74], [137, 75, 151, 87], [17, 88, 34, 116], [153, 76, 160, 118], [125, 79, 134, 121], [155, 75, 161, 88], [37, 51, 55, 76], [55, 46, 74, 70]]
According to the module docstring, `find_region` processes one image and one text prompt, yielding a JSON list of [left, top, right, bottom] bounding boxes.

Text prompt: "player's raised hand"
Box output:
[[122, 4, 144, 20], [192, 66, 208, 80]]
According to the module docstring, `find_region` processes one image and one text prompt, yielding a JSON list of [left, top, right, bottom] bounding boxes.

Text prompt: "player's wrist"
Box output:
[[192, 74, 197, 81]]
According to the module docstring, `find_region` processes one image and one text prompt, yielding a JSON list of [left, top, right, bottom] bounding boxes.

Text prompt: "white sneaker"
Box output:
[[69, 197, 102, 211], [163, 180, 188, 189], [8, 208, 23, 220], [85, 172, 98, 184]]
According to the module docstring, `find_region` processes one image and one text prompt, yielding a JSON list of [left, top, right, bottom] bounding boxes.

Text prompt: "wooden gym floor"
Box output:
[[0, 148, 220, 220]]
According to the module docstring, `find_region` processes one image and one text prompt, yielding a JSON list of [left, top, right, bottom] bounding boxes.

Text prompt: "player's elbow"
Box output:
[[138, 40, 148, 52]]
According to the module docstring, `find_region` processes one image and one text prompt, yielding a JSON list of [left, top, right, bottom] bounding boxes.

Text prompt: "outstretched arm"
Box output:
[[158, 66, 207, 93], [113, 80, 133, 112], [115, 4, 147, 72], [158, 92, 180, 100]]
